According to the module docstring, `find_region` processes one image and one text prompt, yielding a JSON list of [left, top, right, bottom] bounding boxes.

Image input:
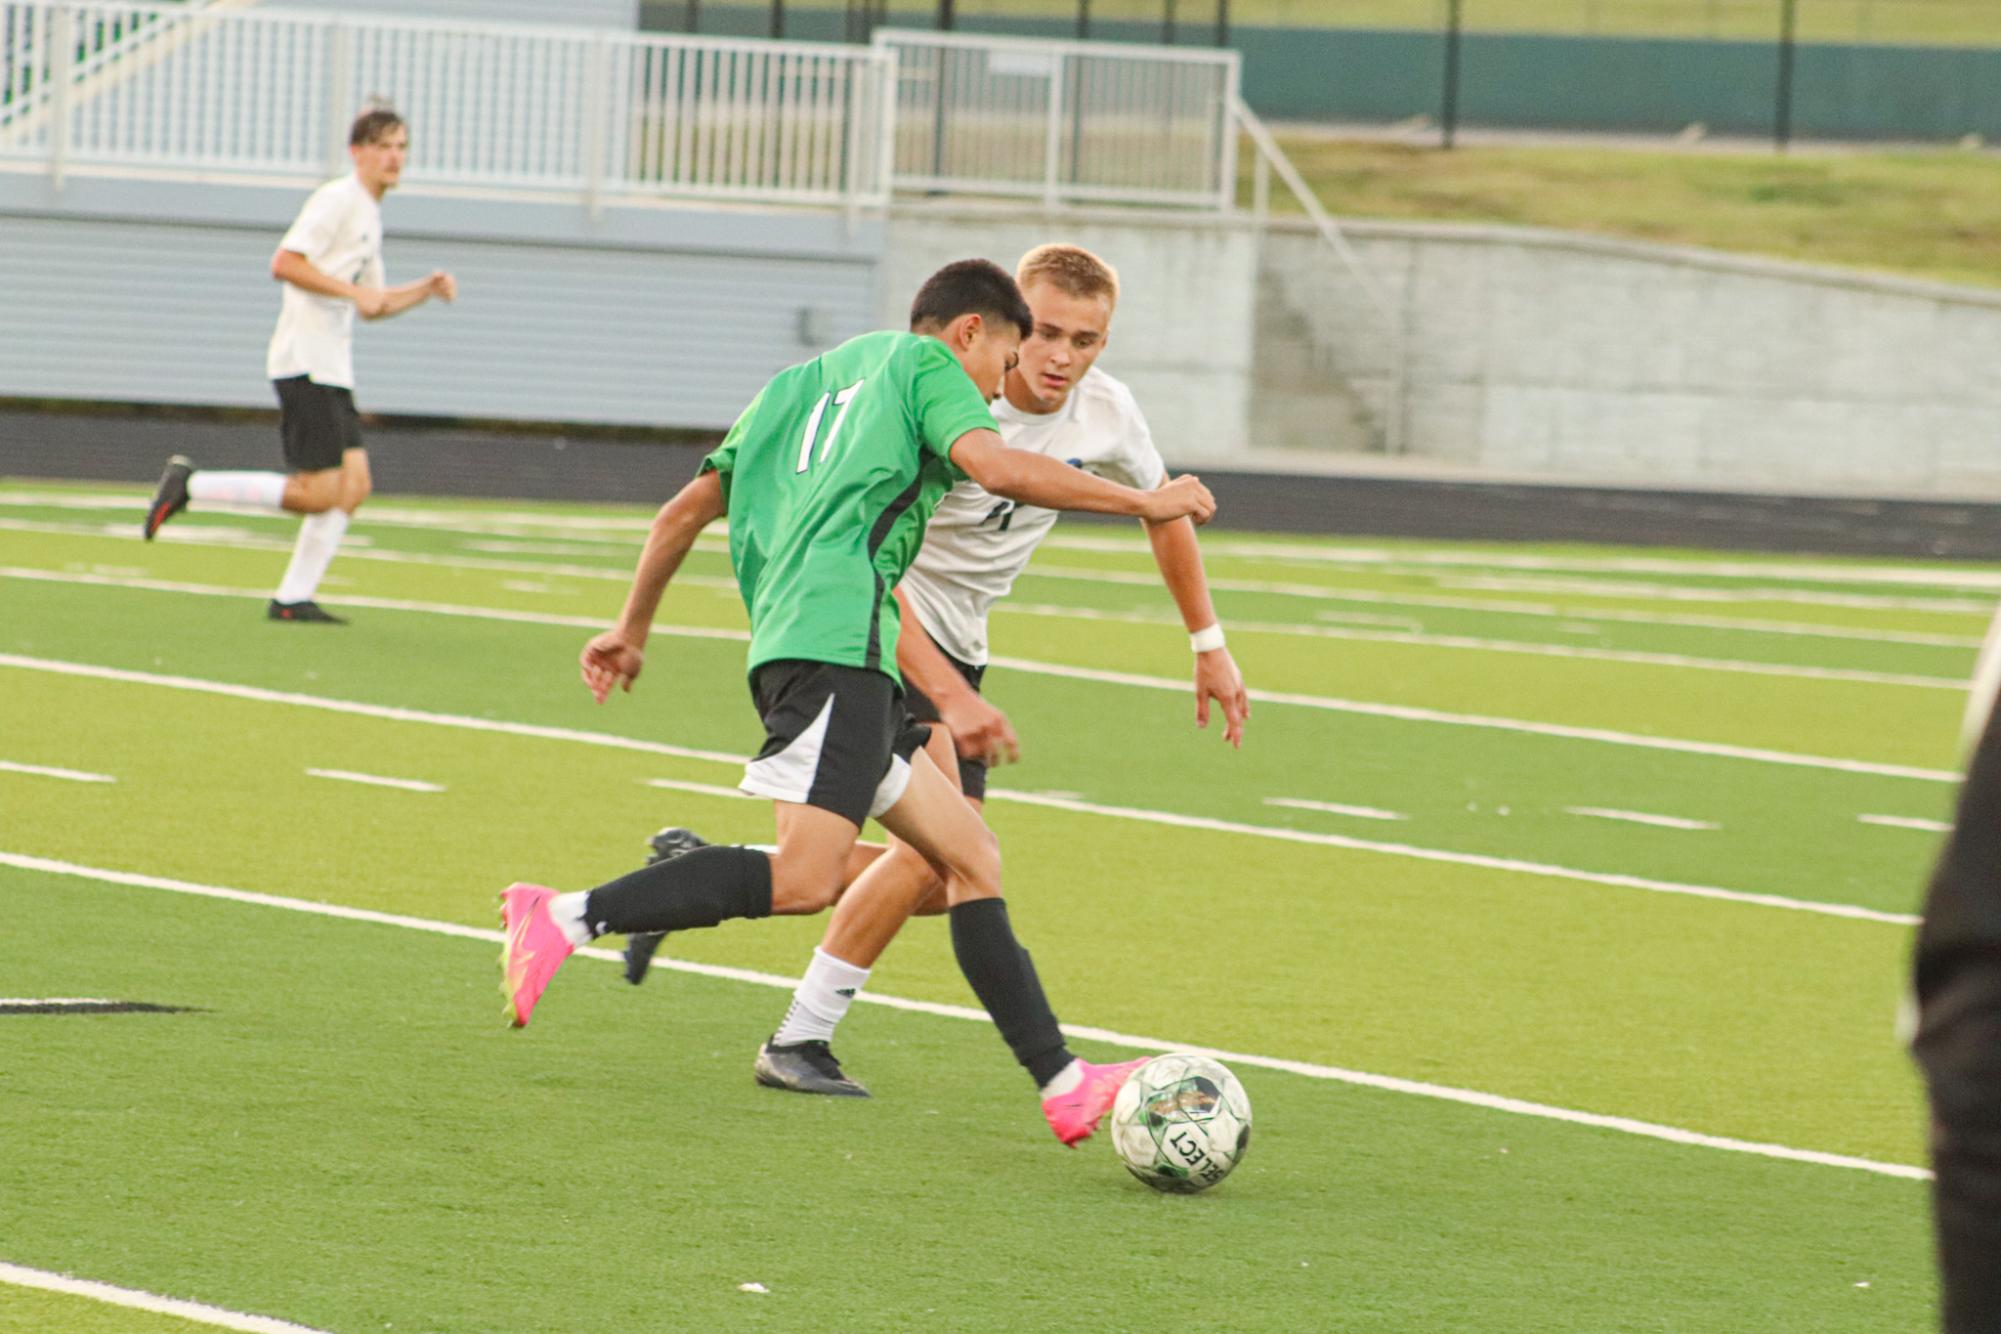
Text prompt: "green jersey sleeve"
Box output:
[[906, 338, 999, 478], [701, 389, 763, 502]]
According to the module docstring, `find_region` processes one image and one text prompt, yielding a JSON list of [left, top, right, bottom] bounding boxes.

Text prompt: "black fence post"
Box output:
[[1775, 0, 1798, 151], [1078, 0, 1091, 39], [770, 0, 784, 39], [938, 0, 955, 30], [685, 0, 700, 34], [1441, 0, 1463, 149], [1216, 0, 1230, 46], [1164, 0, 1177, 45]]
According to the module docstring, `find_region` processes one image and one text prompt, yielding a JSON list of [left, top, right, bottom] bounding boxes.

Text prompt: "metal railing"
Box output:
[[873, 27, 1237, 211], [0, 1, 895, 208]]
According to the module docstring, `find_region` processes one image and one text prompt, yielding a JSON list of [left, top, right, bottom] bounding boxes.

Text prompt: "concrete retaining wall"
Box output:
[[1264, 220, 2001, 493]]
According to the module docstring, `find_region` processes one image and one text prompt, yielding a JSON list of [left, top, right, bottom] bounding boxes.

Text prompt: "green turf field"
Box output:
[[0, 479, 1976, 1331]]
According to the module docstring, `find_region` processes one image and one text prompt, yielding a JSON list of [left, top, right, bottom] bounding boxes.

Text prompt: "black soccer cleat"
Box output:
[[268, 599, 348, 624], [754, 1038, 870, 1098], [647, 826, 710, 864], [622, 826, 710, 985], [143, 455, 193, 540]]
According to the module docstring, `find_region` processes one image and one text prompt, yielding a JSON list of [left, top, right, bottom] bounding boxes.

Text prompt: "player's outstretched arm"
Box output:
[[948, 430, 1216, 525], [360, 271, 457, 322], [1145, 504, 1250, 749], [892, 587, 1020, 766], [580, 470, 725, 704], [269, 249, 454, 321]]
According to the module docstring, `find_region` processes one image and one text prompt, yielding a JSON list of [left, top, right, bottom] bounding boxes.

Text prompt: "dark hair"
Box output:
[[349, 105, 405, 147], [908, 259, 1032, 339]]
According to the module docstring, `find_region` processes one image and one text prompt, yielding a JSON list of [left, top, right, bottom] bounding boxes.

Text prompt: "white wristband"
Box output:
[[1189, 624, 1226, 654]]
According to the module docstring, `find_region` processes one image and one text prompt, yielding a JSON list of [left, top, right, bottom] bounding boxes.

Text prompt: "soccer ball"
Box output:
[[1109, 1054, 1252, 1193]]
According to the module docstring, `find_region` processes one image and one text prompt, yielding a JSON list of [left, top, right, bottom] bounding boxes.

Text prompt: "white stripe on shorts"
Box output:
[[868, 753, 912, 819], [738, 695, 834, 806]]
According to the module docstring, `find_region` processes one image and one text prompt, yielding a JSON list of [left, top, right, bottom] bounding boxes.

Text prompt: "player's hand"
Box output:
[[352, 287, 389, 319], [1194, 646, 1249, 749], [1144, 475, 1216, 527], [580, 631, 645, 704], [939, 691, 1020, 769], [428, 271, 458, 303]]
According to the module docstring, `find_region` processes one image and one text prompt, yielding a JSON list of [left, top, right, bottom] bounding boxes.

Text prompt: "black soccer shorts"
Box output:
[[739, 659, 931, 828], [273, 375, 363, 473]]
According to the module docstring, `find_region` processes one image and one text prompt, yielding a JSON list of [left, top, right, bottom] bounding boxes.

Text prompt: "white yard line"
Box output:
[[644, 778, 755, 801], [461, 540, 623, 557], [996, 602, 1969, 691], [0, 652, 1922, 925], [0, 652, 746, 764], [0, 567, 752, 641], [0, 490, 655, 535], [0, 759, 115, 783], [0, 491, 1986, 596], [1026, 562, 1993, 618], [0, 518, 740, 592], [305, 768, 445, 794], [985, 655, 1960, 783], [1038, 530, 2001, 592], [0, 567, 1959, 782], [5, 505, 1987, 643], [1264, 797, 1407, 822], [1438, 573, 1994, 615], [0, 997, 116, 1006], [0, 850, 1930, 1183], [1858, 814, 1954, 833], [991, 791, 1914, 926], [0, 1260, 331, 1334], [1566, 807, 1721, 832]]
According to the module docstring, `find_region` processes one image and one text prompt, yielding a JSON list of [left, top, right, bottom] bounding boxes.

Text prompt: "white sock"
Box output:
[[771, 948, 871, 1046], [274, 509, 350, 604], [187, 470, 287, 510], [548, 891, 593, 948], [1039, 1060, 1083, 1099]]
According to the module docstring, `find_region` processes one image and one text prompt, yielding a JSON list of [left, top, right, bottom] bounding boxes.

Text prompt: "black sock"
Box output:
[[582, 846, 773, 936], [949, 898, 1073, 1088]]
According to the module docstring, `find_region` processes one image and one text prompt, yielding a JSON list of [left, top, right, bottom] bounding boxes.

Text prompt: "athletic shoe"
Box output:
[[754, 1038, 870, 1098], [499, 883, 574, 1029], [622, 826, 709, 985], [268, 599, 348, 624], [1041, 1057, 1150, 1147], [143, 455, 193, 540]]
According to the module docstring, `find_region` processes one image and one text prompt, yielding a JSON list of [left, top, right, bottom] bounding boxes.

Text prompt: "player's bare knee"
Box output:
[[769, 861, 844, 915], [289, 472, 340, 513], [912, 874, 950, 916], [955, 825, 1002, 899]]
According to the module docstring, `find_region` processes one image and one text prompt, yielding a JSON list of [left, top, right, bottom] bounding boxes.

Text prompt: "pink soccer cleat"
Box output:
[[1041, 1057, 1151, 1147], [499, 883, 574, 1029]]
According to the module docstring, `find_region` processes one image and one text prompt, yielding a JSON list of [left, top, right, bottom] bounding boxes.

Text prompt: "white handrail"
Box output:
[[0, 0, 895, 209], [872, 26, 1237, 211], [1232, 95, 1406, 455]]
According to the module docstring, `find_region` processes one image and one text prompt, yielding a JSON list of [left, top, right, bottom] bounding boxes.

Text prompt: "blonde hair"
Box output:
[[1016, 243, 1119, 308]]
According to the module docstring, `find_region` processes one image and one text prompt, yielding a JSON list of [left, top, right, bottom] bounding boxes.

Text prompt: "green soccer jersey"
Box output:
[[702, 330, 1000, 684]]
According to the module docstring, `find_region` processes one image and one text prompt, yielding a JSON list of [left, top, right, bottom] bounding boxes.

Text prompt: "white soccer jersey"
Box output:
[[899, 366, 1167, 667], [265, 173, 384, 389]]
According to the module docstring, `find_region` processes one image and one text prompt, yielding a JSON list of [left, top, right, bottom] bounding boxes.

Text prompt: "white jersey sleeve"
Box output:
[[276, 181, 346, 259], [1099, 376, 1168, 493]]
